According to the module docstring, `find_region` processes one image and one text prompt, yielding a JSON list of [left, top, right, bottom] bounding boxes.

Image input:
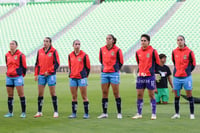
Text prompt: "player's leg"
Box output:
[[171, 77, 182, 119], [4, 76, 14, 117], [34, 75, 46, 118], [69, 78, 78, 118], [47, 75, 58, 118], [15, 76, 26, 118], [155, 88, 161, 104], [110, 72, 122, 119], [162, 88, 169, 104], [146, 76, 157, 120], [98, 73, 110, 118], [132, 76, 145, 119], [79, 78, 89, 119], [184, 75, 194, 119]]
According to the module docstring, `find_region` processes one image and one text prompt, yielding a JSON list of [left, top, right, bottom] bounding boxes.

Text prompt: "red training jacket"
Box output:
[[35, 46, 60, 76], [68, 50, 90, 79], [5, 49, 27, 77], [172, 46, 196, 77], [99, 44, 124, 73], [136, 45, 160, 76]]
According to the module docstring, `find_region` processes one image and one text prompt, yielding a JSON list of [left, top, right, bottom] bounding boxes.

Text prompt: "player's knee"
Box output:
[[113, 92, 119, 98], [72, 95, 77, 100]]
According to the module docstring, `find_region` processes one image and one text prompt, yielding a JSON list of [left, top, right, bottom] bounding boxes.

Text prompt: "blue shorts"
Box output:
[[6, 76, 24, 87], [101, 72, 120, 84], [173, 76, 192, 90], [136, 76, 156, 90], [70, 78, 88, 87], [38, 75, 56, 86]]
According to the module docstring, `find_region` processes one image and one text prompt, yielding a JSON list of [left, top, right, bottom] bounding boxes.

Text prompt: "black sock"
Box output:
[[115, 98, 121, 114], [8, 97, 13, 113], [188, 96, 194, 114], [102, 98, 108, 114], [175, 97, 180, 114], [72, 101, 78, 114], [20, 97, 26, 113], [83, 101, 89, 114], [38, 96, 44, 112], [52, 96, 58, 112]]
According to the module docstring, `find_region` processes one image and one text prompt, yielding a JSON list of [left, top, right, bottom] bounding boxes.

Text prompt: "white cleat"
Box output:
[[151, 114, 157, 120], [34, 112, 43, 118], [53, 112, 59, 118], [117, 113, 122, 119], [132, 113, 142, 119], [190, 114, 195, 119], [171, 114, 180, 119], [97, 113, 108, 119]]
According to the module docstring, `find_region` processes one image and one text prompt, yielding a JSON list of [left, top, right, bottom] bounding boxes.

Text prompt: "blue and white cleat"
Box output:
[[83, 114, 89, 119], [68, 113, 77, 119], [20, 112, 26, 118], [4, 112, 13, 118]]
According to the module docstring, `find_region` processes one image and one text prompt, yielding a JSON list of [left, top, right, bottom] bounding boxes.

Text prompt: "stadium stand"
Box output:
[[53, 0, 175, 65], [0, 3, 17, 17], [0, 1, 93, 65]]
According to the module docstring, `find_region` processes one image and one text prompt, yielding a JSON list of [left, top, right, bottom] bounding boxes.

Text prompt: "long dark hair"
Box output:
[[177, 35, 186, 46], [12, 40, 18, 46]]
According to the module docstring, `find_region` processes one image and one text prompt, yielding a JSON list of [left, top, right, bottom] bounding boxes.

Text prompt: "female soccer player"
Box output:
[[98, 34, 124, 119], [34, 37, 60, 118], [132, 34, 160, 120], [4, 40, 27, 118], [171, 35, 196, 119], [68, 40, 91, 119]]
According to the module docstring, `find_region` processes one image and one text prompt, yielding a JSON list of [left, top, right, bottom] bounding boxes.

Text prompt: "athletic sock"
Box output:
[[20, 97, 26, 113], [137, 99, 143, 115], [38, 96, 44, 112], [188, 96, 194, 114], [175, 97, 180, 114], [151, 99, 156, 115], [8, 97, 14, 113], [72, 101, 78, 114], [115, 98, 121, 114], [52, 96, 58, 112], [102, 98, 108, 114], [83, 101, 89, 114]]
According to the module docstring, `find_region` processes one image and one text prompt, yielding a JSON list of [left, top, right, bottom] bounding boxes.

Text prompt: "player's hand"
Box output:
[[44, 72, 49, 77], [35, 76, 38, 81], [154, 89, 158, 93]]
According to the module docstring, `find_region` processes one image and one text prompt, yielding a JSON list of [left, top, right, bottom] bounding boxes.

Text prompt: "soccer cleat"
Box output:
[[4, 112, 13, 118], [151, 114, 157, 120], [171, 114, 180, 119], [132, 113, 142, 119], [53, 112, 59, 118], [190, 114, 195, 119], [20, 112, 26, 118], [83, 114, 89, 119], [117, 113, 122, 119], [34, 112, 43, 118], [97, 113, 108, 119], [68, 113, 77, 119]]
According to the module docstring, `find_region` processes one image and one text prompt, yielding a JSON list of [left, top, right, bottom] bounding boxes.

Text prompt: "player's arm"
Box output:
[[99, 48, 102, 64], [190, 51, 196, 72], [21, 54, 27, 77], [34, 52, 39, 81], [135, 52, 139, 65], [168, 76, 173, 89], [118, 49, 124, 69], [85, 54, 91, 77], [154, 50, 160, 66], [47, 50, 60, 74]]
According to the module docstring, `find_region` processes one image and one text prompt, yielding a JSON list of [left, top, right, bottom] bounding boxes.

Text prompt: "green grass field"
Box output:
[[0, 73, 200, 133]]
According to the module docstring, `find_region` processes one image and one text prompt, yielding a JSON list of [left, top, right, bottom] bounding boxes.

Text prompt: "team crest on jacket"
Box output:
[[48, 53, 52, 57], [184, 55, 187, 59], [146, 53, 150, 58], [14, 55, 17, 60], [78, 57, 82, 61], [111, 51, 114, 56]]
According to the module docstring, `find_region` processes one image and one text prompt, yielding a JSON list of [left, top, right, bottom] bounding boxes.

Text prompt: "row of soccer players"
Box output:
[[4, 34, 195, 119]]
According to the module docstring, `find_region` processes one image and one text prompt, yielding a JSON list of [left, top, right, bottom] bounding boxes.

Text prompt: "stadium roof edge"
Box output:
[[27, 0, 95, 5], [0, 3, 19, 6]]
